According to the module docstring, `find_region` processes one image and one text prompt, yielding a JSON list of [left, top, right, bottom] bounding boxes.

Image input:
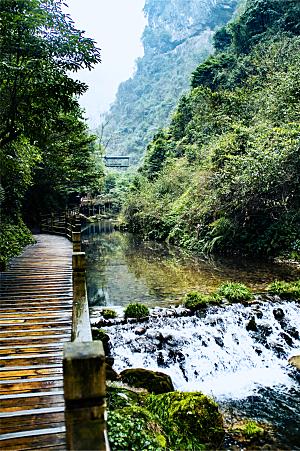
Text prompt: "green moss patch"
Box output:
[[215, 282, 253, 303], [124, 303, 150, 319], [184, 291, 221, 311], [146, 391, 224, 449], [267, 280, 300, 300]]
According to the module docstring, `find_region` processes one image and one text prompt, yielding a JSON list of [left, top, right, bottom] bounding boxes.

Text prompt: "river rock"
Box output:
[[246, 317, 258, 332], [120, 368, 174, 394], [135, 327, 146, 335], [105, 363, 119, 381], [288, 355, 300, 370], [273, 308, 285, 321]]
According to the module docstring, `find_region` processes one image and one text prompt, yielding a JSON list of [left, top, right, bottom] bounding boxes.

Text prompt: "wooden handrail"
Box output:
[[40, 211, 109, 450]]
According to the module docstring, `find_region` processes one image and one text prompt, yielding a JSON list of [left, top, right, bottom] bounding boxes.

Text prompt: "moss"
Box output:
[[124, 302, 150, 319], [107, 386, 145, 411], [146, 391, 224, 449], [267, 279, 300, 300], [228, 419, 267, 445], [184, 291, 221, 311], [120, 368, 174, 394], [215, 282, 253, 302], [101, 308, 117, 319]]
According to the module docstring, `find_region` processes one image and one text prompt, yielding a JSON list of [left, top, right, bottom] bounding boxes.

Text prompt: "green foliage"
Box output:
[[216, 282, 253, 302], [107, 408, 165, 451], [124, 303, 150, 319], [242, 421, 264, 439], [184, 291, 221, 311], [146, 391, 224, 449], [0, 219, 34, 268], [123, 0, 300, 258], [101, 309, 117, 320], [267, 280, 300, 300]]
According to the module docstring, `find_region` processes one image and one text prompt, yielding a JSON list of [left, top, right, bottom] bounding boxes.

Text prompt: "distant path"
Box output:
[[0, 235, 73, 450]]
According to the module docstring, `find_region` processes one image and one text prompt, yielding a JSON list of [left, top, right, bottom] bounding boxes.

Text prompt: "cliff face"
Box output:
[[101, 0, 239, 164]]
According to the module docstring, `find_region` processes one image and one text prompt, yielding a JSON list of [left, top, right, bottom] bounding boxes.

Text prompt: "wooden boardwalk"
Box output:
[[0, 234, 73, 450]]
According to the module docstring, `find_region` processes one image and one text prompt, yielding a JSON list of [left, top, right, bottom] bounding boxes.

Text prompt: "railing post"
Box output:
[[51, 212, 54, 232], [63, 341, 107, 451], [72, 231, 81, 252], [72, 252, 91, 341]]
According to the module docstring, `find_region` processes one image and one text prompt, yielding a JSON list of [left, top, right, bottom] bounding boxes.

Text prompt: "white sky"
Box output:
[[65, 0, 147, 126]]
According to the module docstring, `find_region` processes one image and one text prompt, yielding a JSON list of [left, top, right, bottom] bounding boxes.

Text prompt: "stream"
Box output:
[[83, 222, 300, 448]]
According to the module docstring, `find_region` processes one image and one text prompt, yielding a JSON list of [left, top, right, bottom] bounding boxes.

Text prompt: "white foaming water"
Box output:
[[104, 301, 300, 400]]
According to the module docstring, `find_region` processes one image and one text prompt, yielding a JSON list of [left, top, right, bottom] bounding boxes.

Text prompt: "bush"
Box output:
[[146, 391, 224, 449], [215, 282, 253, 302], [184, 291, 221, 311], [107, 408, 166, 451], [267, 280, 300, 300], [0, 219, 34, 269], [124, 303, 149, 319], [101, 308, 117, 319]]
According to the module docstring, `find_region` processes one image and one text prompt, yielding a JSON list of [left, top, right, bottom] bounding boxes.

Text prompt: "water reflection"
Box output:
[[82, 221, 300, 308]]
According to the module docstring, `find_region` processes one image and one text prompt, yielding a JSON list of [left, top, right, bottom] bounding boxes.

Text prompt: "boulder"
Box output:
[[288, 355, 300, 370], [120, 368, 174, 394]]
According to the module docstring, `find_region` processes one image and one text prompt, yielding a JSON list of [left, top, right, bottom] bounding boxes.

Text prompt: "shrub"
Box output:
[[241, 421, 265, 440], [124, 303, 149, 319], [146, 391, 224, 449], [101, 308, 117, 319], [107, 408, 166, 451], [215, 282, 253, 302], [0, 219, 34, 269], [184, 291, 221, 311], [267, 280, 300, 300]]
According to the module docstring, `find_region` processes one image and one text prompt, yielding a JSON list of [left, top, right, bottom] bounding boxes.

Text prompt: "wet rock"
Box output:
[[105, 363, 119, 381], [214, 336, 224, 347], [135, 327, 146, 335], [120, 368, 174, 394], [285, 326, 299, 340], [280, 332, 293, 346], [288, 355, 300, 370], [246, 317, 258, 332], [273, 308, 285, 321], [260, 324, 273, 337], [254, 309, 263, 319]]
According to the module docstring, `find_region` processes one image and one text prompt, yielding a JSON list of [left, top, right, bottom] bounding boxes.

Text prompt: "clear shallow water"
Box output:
[[82, 222, 300, 308]]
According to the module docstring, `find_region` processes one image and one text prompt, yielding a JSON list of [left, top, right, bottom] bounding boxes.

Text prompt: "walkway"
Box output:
[[0, 235, 73, 450]]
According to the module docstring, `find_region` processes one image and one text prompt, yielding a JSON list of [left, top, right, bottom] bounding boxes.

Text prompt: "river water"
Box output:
[[83, 222, 300, 448]]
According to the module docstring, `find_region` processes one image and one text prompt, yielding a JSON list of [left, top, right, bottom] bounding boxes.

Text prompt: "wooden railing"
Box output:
[[40, 212, 109, 450]]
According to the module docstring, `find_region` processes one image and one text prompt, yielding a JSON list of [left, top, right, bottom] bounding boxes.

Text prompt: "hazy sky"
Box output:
[[65, 0, 147, 125]]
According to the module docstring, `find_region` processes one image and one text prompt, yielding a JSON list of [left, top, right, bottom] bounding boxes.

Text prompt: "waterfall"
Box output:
[[103, 301, 300, 399]]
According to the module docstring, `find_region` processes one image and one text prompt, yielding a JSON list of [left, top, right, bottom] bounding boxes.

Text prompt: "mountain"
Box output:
[[122, 0, 300, 257], [100, 0, 240, 164]]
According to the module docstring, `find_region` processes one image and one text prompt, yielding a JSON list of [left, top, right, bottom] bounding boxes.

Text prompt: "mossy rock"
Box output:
[[215, 282, 253, 303], [147, 391, 224, 449], [120, 368, 174, 394], [92, 328, 111, 355], [107, 386, 144, 410], [101, 308, 117, 319], [107, 406, 166, 451], [124, 302, 150, 319], [184, 291, 221, 311], [267, 280, 300, 300]]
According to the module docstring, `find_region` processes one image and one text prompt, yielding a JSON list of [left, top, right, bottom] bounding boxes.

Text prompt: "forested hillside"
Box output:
[[0, 0, 103, 267], [101, 0, 240, 164], [123, 0, 300, 258]]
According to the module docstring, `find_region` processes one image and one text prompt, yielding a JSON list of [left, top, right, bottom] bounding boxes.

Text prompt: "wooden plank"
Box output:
[[0, 234, 72, 448], [0, 431, 66, 449], [0, 418, 65, 434], [0, 379, 63, 395]]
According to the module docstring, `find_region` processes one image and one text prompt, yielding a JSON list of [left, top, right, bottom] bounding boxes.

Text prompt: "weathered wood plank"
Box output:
[[0, 234, 72, 449]]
